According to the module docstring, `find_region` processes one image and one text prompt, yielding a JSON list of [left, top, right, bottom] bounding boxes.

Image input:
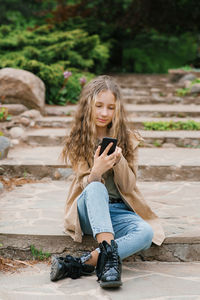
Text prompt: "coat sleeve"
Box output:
[[73, 159, 105, 190], [113, 130, 143, 193], [73, 160, 91, 189]]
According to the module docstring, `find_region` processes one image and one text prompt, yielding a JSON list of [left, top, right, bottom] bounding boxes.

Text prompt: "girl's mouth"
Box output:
[[98, 119, 107, 123]]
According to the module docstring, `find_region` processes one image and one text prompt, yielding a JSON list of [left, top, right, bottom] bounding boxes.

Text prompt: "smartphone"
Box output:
[[99, 137, 117, 156]]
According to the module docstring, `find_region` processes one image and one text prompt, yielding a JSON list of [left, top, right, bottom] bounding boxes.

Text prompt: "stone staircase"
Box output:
[[0, 74, 200, 262]]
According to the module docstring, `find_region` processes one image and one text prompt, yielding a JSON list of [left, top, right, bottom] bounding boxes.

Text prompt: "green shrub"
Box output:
[[0, 25, 12, 36], [0, 107, 8, 121], [53, 71, 94, 105], [180, 65, 200, 72], [176, 88, 190, 97], [0, 25, 109, 104], [143, 120, 200, 131], [122, 31, 198, 73]]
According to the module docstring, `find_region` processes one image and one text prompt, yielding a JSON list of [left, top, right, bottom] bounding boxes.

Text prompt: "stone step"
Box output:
[[35, 115, 200, 130], [1, 147, 200, 181], [123, 95, 200, 105], [113, 74, 171, 86], [0, 180, 199, 261], [45, 104, 200, 118], [142, 130, 200, 148], [23, 128, 200, 148], [127, 104, 200, 118]]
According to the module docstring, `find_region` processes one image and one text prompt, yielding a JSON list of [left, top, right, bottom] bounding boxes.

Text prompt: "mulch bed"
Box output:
[[0, 256, 51, 273], [0, 176, 39, 191]]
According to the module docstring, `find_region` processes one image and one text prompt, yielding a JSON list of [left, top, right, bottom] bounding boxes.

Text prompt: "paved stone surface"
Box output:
[[1, 73, 200, 263], [0, 180, 199, 240], [0, 262, 200, 300]]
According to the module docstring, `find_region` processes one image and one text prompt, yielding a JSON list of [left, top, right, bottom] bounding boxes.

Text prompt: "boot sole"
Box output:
[[100, 280, 122, 288], [50, 257, 61, 281]]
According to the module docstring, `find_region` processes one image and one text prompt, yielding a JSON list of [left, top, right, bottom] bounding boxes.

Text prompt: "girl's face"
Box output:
[[94, 90, 116, 129]]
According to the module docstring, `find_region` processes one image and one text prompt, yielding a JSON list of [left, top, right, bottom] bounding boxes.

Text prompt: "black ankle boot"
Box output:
[[50, 253, 95, 282], [96, 240, 122, 288]]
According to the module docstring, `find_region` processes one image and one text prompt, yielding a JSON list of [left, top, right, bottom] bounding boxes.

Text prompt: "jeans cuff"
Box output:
[[93, 228, 115, 240]]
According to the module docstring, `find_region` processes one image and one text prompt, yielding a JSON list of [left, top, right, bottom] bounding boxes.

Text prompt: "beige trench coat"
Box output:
[[64, 131, 165, 246]]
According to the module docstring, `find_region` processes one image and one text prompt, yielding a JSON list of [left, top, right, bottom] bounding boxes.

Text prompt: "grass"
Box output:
[[143, 120, 200, 131], [30, 245, 51, 261]]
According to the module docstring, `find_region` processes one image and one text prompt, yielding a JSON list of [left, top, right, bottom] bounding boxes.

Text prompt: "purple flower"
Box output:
[[63, 71, 72, 79], [80, 77, 87, 86]]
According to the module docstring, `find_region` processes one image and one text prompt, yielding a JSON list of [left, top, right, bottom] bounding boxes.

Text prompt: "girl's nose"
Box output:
[[101, 107, 108, 116]]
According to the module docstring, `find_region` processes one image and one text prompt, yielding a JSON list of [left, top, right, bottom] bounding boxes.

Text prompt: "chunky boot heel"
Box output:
[[50, 253, 95, 282], [96, 240, 122, 288]]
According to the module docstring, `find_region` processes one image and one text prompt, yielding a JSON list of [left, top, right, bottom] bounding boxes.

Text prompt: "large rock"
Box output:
[[179, 73, 196, 82], [177, 74, 196, 87], [9, 127, 25, 139], [190, 83, 200, 94], [0, 136, 10, 160], [0, 68, 45, 113]]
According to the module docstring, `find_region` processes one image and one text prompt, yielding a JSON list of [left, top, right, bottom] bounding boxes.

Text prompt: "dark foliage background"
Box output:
[[0, 0, 200, 103]]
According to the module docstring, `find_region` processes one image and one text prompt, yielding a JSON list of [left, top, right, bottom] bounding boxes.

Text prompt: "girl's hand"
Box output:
[[91, 143, 116, 177]]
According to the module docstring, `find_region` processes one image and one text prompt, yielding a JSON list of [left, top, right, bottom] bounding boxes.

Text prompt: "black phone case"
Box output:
[[99, 137, 117, 155]]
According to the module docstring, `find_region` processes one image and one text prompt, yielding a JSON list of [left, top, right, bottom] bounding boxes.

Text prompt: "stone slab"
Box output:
[[24, 128, 200, 148], [0, 181, 200, 261], [0, 262, 200, 300], [3, 146, 200, 166], [35, 116, 200, 129], [127, 104, 200, 117], [1, 147, 200, 180], [124, 96, 200, 105], [44, 104, 200, 117]]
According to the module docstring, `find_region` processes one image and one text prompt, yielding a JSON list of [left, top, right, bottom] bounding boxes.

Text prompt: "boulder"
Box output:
[[9, 127, 25, 139], [169, 68, 199, 82], [177, 74, 196, 88], [0, 68, 45, 113], [21, 109, 41, 119], [19, 117, 31, 127], [10, 139, 20, 146], [0, 136, 11, 160], [190, 84, 200, 94], [179, 74, 196, 82]]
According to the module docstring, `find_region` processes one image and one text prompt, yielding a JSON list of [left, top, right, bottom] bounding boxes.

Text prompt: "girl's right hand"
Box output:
[[91, 143, 116, 177]]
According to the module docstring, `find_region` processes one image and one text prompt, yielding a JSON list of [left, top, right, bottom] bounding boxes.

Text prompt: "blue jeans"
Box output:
[[77, 182, 153, 260]]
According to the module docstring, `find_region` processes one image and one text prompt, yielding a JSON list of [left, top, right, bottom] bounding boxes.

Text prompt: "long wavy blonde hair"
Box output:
[[62, 75, 134, 169]]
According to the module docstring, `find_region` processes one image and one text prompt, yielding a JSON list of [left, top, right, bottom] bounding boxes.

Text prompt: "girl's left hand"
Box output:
[[114, 146, 122, 165]]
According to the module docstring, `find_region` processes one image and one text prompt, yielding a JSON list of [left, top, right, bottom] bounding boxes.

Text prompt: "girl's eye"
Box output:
[[109, 107, 115, 110]]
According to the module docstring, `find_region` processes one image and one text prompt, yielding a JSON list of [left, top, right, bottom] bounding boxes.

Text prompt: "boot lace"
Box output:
[[104, 248, 119, 273]]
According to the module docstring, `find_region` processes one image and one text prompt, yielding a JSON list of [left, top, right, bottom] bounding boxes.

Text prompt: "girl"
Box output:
[[50, 75, 165, 288]]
